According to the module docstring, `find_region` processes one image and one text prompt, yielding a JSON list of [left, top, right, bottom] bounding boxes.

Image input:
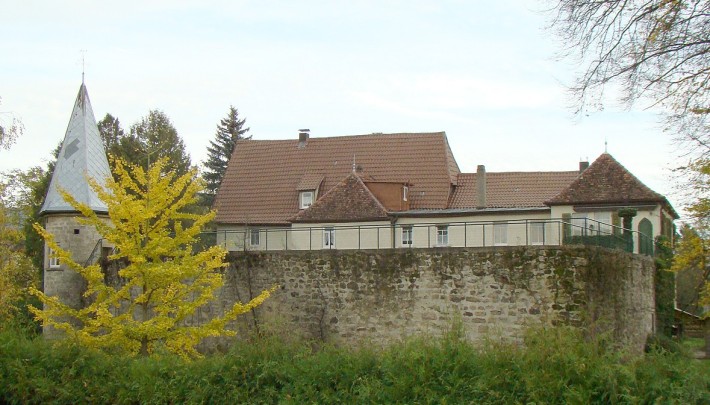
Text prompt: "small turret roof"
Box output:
[[40, 83, 112, 215], [546, 153, 672, 210]]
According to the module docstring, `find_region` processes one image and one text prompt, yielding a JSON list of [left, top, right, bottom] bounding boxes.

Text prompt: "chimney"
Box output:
[[476, 164, 486, 209], [579, 161, 589, 173], [298, 129, 310, 148]]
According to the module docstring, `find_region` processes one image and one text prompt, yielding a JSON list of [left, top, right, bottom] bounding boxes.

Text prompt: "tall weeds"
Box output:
[[0, 326, 707, 404]]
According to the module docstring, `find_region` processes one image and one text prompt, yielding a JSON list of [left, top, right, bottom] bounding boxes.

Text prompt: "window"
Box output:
[[323, 227, 335, 248], [436, 225, 448, 246], [300, 191, 314, 209], [48, 246, 60, 269], [494, 222, 508, 245], [529, 222, 545, 245], [593, 212, 612, 234], [571, 214, 588, 236], [403, 186, 409, 202], [402, 226, 413, 246], [249, 228, 260, 246]]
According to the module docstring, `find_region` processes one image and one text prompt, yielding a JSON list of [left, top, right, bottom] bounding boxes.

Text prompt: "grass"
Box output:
[[0, 326, 708, 404]]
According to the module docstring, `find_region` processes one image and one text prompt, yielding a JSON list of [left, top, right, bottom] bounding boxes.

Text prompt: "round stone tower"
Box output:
[[39, 82, 112, 326]]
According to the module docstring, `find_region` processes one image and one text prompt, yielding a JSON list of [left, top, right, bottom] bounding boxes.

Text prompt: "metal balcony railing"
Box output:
[[196, 217, 655, 256]]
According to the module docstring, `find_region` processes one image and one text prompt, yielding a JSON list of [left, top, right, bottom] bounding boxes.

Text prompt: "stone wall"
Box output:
[[43, 214, 108, 337], [194, 246, 655, 352], [44, 215, 106, 309]]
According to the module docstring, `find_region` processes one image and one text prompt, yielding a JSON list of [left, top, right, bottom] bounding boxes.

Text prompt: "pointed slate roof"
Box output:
[[546, 153, 666, 206], [290, 173, 389, 223], [40, 83, 112, 215]]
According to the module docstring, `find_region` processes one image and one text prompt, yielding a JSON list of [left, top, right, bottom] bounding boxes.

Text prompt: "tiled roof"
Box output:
[[449, 171, 580, 209], [296, 173, 324, 191], [214, 132, 459, 224], [291, 174, 389, 223], [41, 83, 112, 215], [546, 153, 666, 205]]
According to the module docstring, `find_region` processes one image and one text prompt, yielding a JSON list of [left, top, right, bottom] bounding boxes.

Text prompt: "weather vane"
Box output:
[[80, 49, 87, 83]]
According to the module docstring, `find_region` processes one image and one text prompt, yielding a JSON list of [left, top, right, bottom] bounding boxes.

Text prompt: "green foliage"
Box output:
[[202, 106, 250, 205], [98, 110, 193, 179], [129, 110, 192, 177], [563, 234, 629, 251], [23, 142, 60, 271], [672, 224, 710, 311], [0, 173, 40, 330], [97, 113, 125, 152], [96, 112, 140, 179], [655, 236, 677, 337], [0, 326, 708, 404]]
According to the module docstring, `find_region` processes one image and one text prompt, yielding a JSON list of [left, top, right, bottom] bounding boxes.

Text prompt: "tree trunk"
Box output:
[[140, 336, 149, 357]]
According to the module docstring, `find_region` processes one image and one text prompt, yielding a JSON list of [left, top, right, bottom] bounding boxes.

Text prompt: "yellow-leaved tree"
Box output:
[[29, 157, 273, 358], [0, 181, 38, 327]]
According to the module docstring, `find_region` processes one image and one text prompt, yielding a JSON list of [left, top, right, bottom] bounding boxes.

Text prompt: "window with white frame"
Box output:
[[403, 186, 409, 202], [494, 222, 508, 245], [402, 226, 413, 246], [48, 246, 60, 269], [249, 228, 260, 246], [300, 191, 314, 209], [323, 227, 335, 248], [436, 225, 448, 246], [529, 222, 545, 245]]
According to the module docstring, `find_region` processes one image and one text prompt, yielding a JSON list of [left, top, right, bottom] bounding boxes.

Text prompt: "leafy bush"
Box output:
[[0, 326, 708, 404], [564, 235, 630, 251]]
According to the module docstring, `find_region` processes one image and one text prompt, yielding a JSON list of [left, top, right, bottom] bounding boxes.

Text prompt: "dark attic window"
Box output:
[[74, 229, 80, 235]]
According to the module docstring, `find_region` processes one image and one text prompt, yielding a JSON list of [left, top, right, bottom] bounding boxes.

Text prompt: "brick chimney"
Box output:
[[298, 129, 310, 148], [579, 161, 589, 173], [476, 165, 486, 209]]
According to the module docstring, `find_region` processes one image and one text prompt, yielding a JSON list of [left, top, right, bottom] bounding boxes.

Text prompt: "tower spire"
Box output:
[[80, 49, 87, 84], [40, 82, 111, 215]]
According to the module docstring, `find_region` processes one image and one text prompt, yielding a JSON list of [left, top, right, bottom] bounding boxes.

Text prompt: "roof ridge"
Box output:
[[236, 132, 447, 143], [460, 170, 580, 175]]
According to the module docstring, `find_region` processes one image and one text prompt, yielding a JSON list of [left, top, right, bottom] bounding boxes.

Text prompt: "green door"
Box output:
[[639, 218, 653, 256]]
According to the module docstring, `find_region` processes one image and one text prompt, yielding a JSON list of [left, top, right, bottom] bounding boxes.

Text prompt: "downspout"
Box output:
[[390, 215, 397, 249]]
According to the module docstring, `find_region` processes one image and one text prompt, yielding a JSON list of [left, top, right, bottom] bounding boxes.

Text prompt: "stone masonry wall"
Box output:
[[44, 215, 105, 309], [192, 246, 655, 352]]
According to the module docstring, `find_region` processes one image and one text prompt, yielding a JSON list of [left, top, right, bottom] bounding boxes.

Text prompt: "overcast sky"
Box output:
[[0, 1, 683, 214]]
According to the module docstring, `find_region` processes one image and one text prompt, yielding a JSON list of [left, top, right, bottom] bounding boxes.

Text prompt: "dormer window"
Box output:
[[403, 186, 409, 202], [300, 191, 314, 209]]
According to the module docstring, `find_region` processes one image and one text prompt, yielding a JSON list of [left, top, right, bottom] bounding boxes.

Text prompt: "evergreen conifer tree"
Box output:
[[202, 106, 250, 205]]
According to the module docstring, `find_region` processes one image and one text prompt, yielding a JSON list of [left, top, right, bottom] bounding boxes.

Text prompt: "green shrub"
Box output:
[[564, 234, 629, 251], [0, 327, 708, 404]]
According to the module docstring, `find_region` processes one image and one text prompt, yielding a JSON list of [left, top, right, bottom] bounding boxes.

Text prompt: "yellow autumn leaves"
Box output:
[[30, 158, 274, 359]]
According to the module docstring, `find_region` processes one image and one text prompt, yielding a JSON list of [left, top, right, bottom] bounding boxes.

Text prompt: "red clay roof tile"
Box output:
[[450, 171, 580, 208], [214, 132, 459, 224], [546, 153, 665, 205], [291, 173, 389, 222]]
